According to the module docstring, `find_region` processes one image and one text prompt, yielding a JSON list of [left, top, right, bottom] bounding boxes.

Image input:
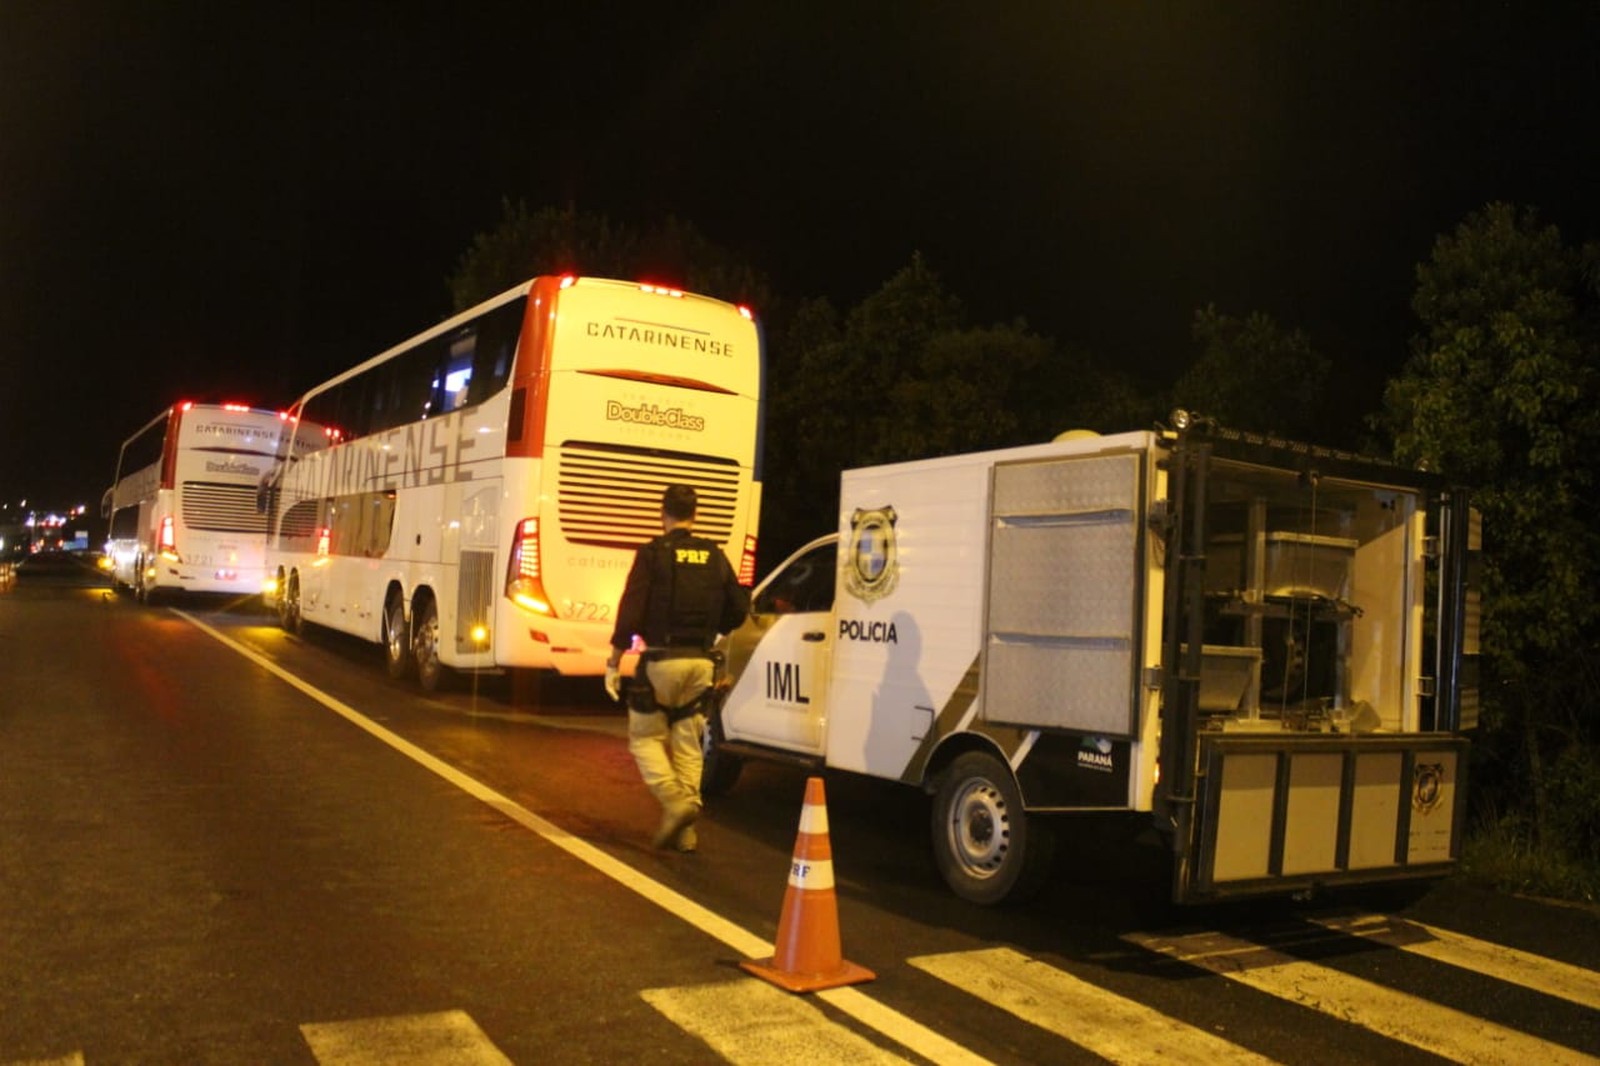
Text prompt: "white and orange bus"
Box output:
[[103, 402, 312, 604], [262, 275, 764, 689]]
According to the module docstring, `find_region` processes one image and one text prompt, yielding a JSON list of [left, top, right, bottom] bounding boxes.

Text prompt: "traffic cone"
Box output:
[[740, 776, 875, 993]]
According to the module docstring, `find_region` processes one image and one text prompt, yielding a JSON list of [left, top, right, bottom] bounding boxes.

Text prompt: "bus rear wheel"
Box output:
[[279, 572, 303, 635], [412, 597, 444, 692], [134, 557, 152, 605], [384, 594, 412, 679]]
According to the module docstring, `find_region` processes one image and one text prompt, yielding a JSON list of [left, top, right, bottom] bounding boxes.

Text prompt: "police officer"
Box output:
[[605, 485, 749, 851]]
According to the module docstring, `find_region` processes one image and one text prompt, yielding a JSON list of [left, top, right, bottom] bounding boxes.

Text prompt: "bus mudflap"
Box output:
[[1176, 732, 1469, 903]]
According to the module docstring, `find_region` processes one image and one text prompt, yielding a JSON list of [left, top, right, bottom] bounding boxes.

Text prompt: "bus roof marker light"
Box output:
[[559, 275, 578, 289]]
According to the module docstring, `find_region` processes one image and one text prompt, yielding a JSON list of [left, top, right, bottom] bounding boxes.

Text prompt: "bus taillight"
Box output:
[[158, 516, 180, 561], [506, 518, 553, 615], [738, 534, 758, 587]]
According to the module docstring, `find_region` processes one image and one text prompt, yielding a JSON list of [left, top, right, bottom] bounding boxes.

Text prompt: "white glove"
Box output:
[[604, 665, 622, 702]]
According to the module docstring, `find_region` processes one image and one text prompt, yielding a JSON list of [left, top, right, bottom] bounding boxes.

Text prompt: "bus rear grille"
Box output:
[[557, 444, 742, 550], [182, 482, 268, 534]]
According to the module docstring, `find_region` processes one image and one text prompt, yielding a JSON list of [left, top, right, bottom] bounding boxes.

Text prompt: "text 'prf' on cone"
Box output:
[[740, 775, 875, 993]]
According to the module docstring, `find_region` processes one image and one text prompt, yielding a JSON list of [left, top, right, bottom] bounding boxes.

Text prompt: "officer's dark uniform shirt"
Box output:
[[611, 527, 748, 656]]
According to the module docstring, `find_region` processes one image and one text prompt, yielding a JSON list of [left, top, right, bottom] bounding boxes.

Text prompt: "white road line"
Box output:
[[1125, 930, 1599, 1066], [911, 947, 1280, 1066], [181, 612, 990, 1066], [301, 1010, 511, 1065], [642, 980, 914, 1064], [1310, 911, 1600, 1011]]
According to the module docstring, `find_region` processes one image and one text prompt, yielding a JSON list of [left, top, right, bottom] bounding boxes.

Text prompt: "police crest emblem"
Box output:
[[1412, 762, 1445, 815], [843, 506, 898, 604]]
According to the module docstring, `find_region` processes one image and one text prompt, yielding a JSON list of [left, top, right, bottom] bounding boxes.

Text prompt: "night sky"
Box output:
[[3, 2, 1597, 512]]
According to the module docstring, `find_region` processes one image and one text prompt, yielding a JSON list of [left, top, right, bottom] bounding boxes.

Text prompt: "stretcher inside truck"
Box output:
[[705, 416, 1478, 904]]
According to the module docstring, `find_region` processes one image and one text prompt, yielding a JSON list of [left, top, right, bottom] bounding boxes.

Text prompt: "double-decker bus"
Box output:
[[103, 402, 307, 603], [262, 275, 764, 690]]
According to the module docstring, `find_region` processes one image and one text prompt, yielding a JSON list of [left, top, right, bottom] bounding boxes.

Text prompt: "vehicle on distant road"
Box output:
[[13, 549, 105, 584], [103, 402, 318, 604]]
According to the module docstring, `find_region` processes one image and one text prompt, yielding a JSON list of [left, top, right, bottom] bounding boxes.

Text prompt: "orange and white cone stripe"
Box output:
[[741, 776, 875, 993]]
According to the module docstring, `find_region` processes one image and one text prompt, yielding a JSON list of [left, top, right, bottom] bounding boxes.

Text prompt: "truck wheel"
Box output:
[[412, 597, 445, 692], [932, 750, 1054, 905], [383, 594, 412, 679], [700, 707, 743, 796], [279, 571, 303, 635]]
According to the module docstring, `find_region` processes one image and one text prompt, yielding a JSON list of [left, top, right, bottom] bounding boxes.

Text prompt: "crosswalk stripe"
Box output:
[[642, 980, 916, 1065], [1309, 911, 1600, 1011], [812, 986, 995, 1066], [1124, 930, 1599, 1066], [910, 947, 1280, 1065], [300, 1010, 512, 1065]]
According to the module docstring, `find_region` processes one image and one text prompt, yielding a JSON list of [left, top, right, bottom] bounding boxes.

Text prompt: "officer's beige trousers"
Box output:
[[627, 657, 713, 811]]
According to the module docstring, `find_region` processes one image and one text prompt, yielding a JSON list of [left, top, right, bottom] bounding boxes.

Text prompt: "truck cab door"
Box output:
[[719, 536, 837, 755]]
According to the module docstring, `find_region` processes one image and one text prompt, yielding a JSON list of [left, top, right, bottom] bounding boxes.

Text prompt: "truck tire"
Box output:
[[932, 750, 1054, 905], [700, 706, 744, 796]]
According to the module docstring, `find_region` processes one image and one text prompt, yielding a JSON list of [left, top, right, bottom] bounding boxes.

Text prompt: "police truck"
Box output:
[[704, 416, 1478, 904]]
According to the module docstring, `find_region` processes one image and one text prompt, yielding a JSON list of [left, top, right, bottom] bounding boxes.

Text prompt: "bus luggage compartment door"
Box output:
[[1179, 732, 1469, 903]]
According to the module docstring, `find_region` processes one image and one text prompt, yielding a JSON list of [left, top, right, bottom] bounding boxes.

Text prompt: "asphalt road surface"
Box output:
[[3, 566, 1597, 1064]]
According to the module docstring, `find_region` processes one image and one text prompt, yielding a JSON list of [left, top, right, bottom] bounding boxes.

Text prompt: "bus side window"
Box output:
[[439, 329, 474, 414], [396, 342, 439, 423], [110, 507, 139, 539], [296, 398, 333, 454], [465, 298, 524, 408]]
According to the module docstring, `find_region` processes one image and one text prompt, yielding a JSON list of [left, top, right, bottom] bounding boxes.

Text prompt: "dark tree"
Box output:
[[1378, 202, 1600, 857], [1172, 305, 1332, 439], [447, 201, 771, 312]]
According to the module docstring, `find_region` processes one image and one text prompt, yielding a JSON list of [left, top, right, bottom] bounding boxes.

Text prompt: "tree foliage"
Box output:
[[1376, 202, 1600, 846], [446, 200, 772, 312], [759, 254, 1146, 562], [1172, 306, 1332, 439], [1380, 203, 1600, 671]]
